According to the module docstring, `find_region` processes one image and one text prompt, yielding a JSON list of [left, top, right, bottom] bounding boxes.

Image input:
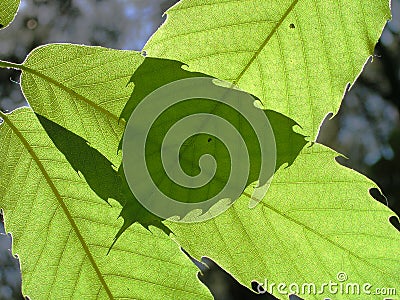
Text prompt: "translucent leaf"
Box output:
[[165, 143, 400, 299], [0, 2, 396, 299], [0, 108, 212, 300], [144, 0, 391, 139]]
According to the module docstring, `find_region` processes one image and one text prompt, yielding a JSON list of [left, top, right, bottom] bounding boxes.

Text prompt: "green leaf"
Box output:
[[165, 143, 400, 299], [144, 0, 391, 139], [0, 0, 20, 30], [0, 108, 212, 300], [139, 4, 398, 298], [0, 3, 396, 299]]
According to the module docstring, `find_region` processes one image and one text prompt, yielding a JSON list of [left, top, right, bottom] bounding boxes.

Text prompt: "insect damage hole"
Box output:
[[289, 23, 295, 29]]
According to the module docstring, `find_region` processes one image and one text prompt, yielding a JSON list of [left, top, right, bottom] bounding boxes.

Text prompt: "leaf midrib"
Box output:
[[147, 0, 300, 87], [242, 190, 399, 281], [0, 110, 115, 300], [233, 0, 299, 84], [0, 60, 124, 124], [20, 64, 122, 123]]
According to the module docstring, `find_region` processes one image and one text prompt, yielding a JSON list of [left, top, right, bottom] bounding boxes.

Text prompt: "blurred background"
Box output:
[[0, 0, 399, 299]]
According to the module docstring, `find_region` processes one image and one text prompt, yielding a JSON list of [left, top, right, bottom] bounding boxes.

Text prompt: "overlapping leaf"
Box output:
[[0, 1, 397, 300], [105, 50, 400, 295], [144, 0, 391, 139], [0, 0, 20, 30], [0, 108, 212, 300], [136, 1, 399, 298], [165, 143, 400, 299]]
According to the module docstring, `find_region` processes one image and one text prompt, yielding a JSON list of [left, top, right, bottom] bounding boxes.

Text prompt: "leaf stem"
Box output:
[[0, 60, 24, 70], [0, 110, 6, 119]]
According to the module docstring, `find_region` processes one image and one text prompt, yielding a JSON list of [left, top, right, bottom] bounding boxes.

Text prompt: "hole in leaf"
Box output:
[[208, 138, 212, 142], [0, 24, 4, 28], [289, 23, 295, 29]]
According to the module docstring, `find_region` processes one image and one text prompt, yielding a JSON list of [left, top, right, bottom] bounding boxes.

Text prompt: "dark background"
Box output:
[[0, 1, 399, 299]]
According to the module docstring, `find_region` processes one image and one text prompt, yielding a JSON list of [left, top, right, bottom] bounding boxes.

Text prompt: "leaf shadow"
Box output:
[[122, 57, 307, 170], [36, 114, 171, 249], [119, 57, 307, 216]]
